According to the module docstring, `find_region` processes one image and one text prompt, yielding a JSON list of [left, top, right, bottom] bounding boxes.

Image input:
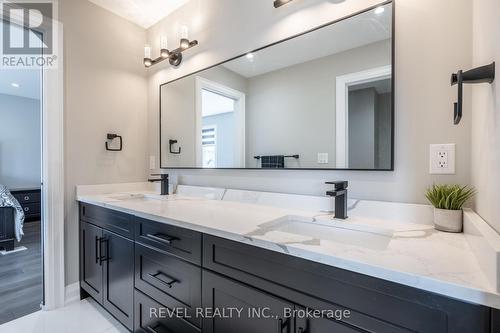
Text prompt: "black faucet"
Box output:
[[326, 181, 348, 219], [148, 174, 169, 195]]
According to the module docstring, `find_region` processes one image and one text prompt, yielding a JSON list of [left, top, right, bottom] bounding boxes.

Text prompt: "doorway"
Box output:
[[195, 77, 246, 168], [0, 20, 43, 324]]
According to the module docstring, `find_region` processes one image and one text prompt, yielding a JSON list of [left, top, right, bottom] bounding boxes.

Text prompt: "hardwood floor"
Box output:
[[0, 221, 42, 325]]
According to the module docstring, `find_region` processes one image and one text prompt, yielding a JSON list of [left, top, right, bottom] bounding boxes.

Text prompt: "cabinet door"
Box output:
[[202, 270, 294, 333], [80, 221, 103, 303], [102, 230, 134, 330]]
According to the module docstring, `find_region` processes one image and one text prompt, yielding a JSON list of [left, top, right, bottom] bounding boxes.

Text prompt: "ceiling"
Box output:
[[0, 69, 41, 100], [223, 3, 392, 78], [87, 0, 189, 28]]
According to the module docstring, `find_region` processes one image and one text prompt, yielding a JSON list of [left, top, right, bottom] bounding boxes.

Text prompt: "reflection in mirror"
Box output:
[[160, 3, 393, 170]]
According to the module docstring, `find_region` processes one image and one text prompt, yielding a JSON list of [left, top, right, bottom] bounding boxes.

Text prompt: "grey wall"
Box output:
[[471, 0, 500, 233], [0, 93, 41, 188], [148, 0, 472, 204], [245, 40, 390, 168], [348, 88, 376, 169], [61, 0, 148, 285], [375, 92, 392, 169]]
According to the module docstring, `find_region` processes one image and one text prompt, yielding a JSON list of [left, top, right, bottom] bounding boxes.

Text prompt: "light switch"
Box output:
[[149, 155, 156, 170], [429, 144, 455, 174], [317, 153, 329, 164]]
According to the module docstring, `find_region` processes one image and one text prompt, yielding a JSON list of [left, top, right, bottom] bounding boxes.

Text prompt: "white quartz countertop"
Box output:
[[77, 190, 500, 309]]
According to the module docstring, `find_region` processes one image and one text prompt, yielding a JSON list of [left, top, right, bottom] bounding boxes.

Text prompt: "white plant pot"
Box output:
[[433, 208, 463, 233]]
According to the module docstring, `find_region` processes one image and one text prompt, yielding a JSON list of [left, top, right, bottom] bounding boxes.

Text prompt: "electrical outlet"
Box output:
[[317, 153, 329, 164], [429, 144, 455, 174]]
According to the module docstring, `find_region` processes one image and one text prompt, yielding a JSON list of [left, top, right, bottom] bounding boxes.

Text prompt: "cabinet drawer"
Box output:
[[79, 203, 134, 239], [135, 243, 202, 327], [203, 235, 490, 333], [134, 217, 201, 265], [13, 192, 40, 204], [134, 289, 200, 333], [21, 203, 40, 216]]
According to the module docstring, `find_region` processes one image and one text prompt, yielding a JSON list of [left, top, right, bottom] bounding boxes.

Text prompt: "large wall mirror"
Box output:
[[160, 2, 394, 170]]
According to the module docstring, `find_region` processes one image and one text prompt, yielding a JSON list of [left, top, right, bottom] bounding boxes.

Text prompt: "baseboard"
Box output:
[[65, 282, 80, 305]]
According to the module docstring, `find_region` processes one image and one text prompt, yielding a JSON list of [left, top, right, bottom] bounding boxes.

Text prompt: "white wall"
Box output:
[[471, 0, 500, 233], [0, 94, 41, 188], [61, 0, 148, 285], [147, 0, 472, 202]]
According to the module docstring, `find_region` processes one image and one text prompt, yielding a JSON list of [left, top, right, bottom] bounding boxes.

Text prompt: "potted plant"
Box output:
[[425, 184, 475, 232]]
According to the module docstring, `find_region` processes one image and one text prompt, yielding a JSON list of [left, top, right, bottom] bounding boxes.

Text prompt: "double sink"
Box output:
[[104, 192, 394, 250]]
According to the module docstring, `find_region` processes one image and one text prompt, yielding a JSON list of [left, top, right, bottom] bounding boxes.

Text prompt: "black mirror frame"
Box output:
[[159, 0, 395, 171]]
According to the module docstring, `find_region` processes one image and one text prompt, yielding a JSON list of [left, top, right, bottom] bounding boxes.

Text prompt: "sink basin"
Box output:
[[105, 193, 147, 201], [253, 215, 393, 250]]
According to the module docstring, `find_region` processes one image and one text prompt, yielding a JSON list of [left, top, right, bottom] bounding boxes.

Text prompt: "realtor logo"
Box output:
[[1, 0, 58, 68]]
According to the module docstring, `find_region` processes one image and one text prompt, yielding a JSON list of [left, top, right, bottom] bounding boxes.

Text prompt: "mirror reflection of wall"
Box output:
[[160, 3, 393, 170]]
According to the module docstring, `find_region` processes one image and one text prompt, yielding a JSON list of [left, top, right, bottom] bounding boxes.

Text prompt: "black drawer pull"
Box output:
[[146, 324, 174, 333], [149, 271, 179, 288], [146, 233, 178, 245]]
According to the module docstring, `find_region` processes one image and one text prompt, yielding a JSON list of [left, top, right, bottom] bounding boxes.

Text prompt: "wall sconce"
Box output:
[[143, 25, 198, 68], [274, 0, 294, 8]]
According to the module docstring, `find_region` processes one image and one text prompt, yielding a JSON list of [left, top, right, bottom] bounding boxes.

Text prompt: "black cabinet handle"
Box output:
[[98, 237, 109, 265], [277, 318, 290, 333], [95, 236, 99, 264], [146, 233, 178, 245], [149, 271, 179, 289]]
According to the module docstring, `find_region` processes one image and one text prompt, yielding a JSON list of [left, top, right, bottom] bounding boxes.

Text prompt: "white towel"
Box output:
[[0, 185, 24, 241]]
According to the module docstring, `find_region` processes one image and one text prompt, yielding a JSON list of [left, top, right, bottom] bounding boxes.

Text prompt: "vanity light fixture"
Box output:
[[143, 26, 198, 68], [274, 0, 293, 8]]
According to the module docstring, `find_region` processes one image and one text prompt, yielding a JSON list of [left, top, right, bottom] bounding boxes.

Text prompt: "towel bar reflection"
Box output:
[[254, 155, 299, 159]]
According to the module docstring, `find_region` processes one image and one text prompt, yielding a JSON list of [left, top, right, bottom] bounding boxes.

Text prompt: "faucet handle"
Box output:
[[326, 181, 348, 190]]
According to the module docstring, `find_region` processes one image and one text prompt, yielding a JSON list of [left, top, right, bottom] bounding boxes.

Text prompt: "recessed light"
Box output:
[[374, 6, 385, 15], [246, 53, 254, 60], [11, 83, 20, 88]]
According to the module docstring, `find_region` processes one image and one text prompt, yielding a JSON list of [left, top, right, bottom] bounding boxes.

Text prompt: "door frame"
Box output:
[[195, 77, 246, 168], [335, 65, 391, 168], [41, 20, 65, 310], [1, 11, 66, 309]]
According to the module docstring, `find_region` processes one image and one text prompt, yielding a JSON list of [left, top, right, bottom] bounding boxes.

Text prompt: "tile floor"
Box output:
[[0, 299, 127, 333]]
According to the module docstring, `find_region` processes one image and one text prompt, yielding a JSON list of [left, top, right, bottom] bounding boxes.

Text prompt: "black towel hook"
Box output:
[[451, 62, 495, 125], [169, 139, 181, 154]]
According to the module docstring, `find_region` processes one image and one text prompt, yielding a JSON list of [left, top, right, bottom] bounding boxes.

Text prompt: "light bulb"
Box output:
[[374, 6, 385, 14], [144, 45, 151, 59], [160, 36, 168, 50], [160, 36, 169, 58], [180, 25, 189, 40]]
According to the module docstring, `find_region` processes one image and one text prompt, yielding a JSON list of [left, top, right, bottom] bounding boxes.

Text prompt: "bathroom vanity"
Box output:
[[77, 187, 500, 333]]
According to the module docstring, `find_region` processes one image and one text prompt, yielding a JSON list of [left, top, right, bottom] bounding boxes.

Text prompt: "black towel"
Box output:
[[261, 155, 285, 168]]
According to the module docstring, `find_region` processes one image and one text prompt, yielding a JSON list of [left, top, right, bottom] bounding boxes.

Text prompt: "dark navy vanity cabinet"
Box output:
[[79, 203, 496, 333]]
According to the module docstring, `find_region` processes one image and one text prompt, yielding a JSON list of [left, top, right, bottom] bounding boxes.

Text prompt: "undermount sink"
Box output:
[[253, 215, 394, 250], [105, 193, 148, 201]]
